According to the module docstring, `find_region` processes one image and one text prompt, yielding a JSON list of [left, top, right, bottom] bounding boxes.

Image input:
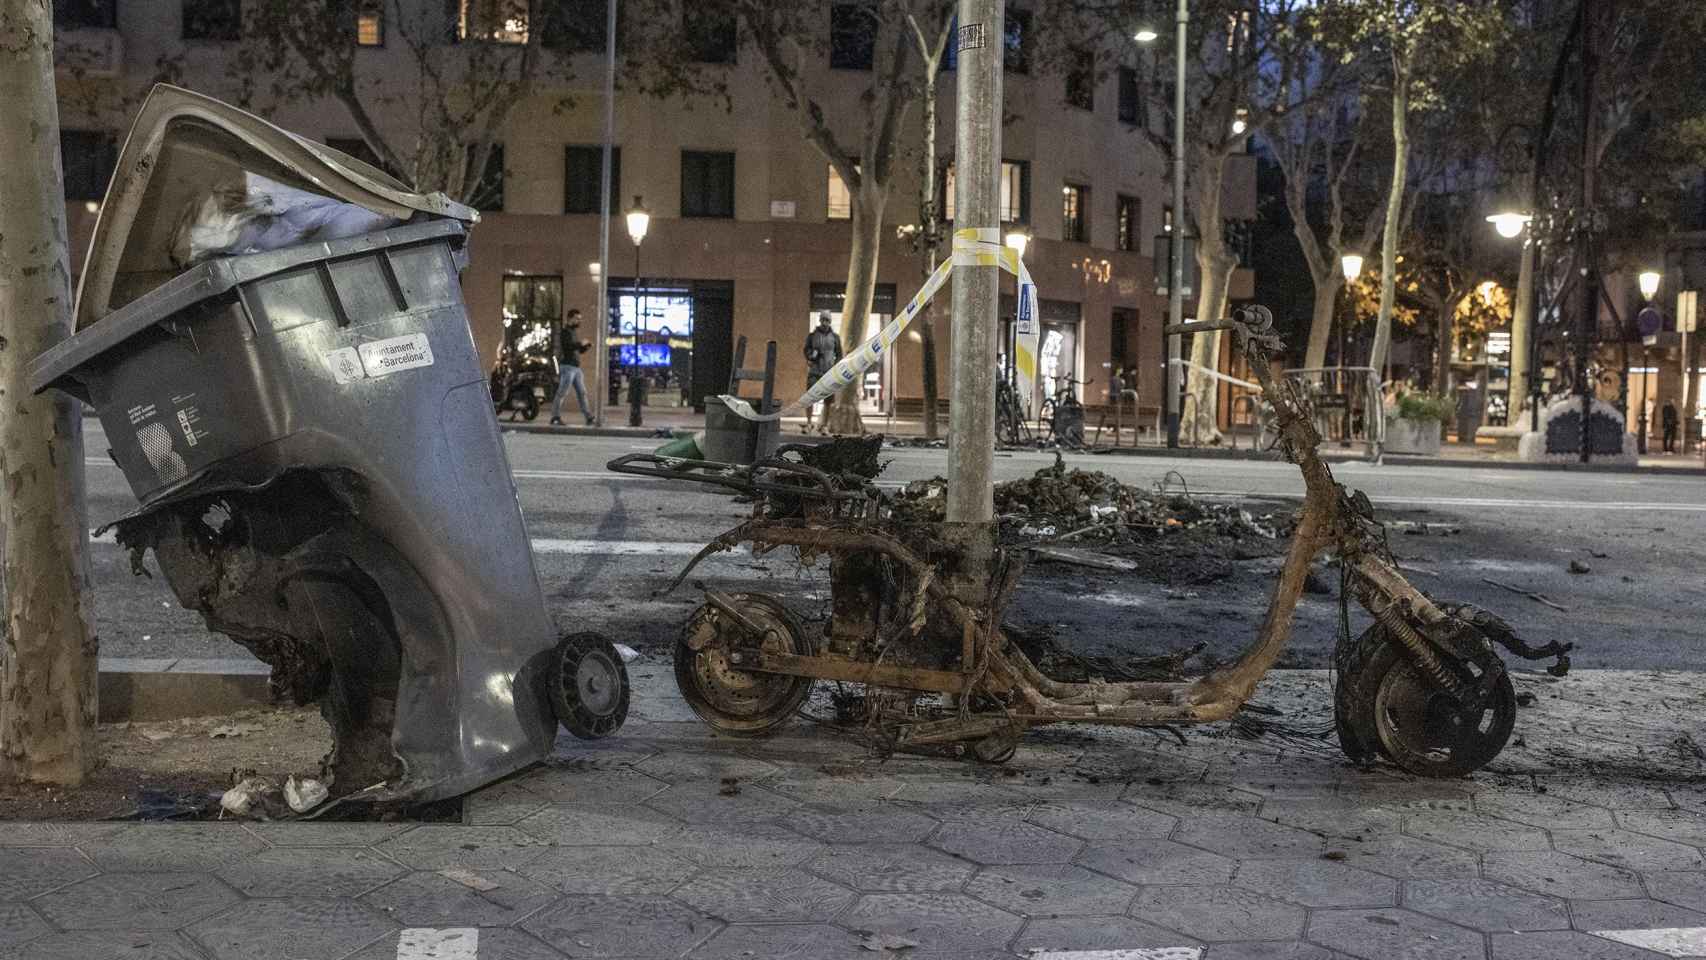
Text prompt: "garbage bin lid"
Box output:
[[75, 83, 478, 332]]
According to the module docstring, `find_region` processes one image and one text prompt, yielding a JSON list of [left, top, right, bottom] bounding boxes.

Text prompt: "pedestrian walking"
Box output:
[[551, 309, 594, 426], [803, 312, 842, 430], [1662, 398, 1680, 453]]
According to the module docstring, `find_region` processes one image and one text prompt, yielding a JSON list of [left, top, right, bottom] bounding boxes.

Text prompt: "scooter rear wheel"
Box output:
[[676, 593, 815, 737], [553, 632, 631, 740]]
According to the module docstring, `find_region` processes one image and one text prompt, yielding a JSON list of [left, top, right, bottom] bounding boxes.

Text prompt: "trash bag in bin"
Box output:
[[30, 85, 629, 805]]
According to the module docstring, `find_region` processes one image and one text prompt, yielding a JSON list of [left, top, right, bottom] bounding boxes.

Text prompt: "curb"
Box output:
[[98, 657, 272, 722]]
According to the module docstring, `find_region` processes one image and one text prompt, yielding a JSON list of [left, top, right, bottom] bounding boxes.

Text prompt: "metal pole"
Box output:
[[592, 0, 617, 427], [945, 0, 1003, 524], [1164, 0, 1188, 448], [1576, 0, 1597, 463], [630, 241, 644, 426]]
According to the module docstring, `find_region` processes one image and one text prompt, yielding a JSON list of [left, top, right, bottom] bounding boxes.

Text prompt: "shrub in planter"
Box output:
[[1385, 390, 1451, 454]]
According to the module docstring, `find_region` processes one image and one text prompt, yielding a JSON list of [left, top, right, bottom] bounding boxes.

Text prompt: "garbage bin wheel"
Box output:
[[552, 632, 631, 740], [676, 593, 815, 737]]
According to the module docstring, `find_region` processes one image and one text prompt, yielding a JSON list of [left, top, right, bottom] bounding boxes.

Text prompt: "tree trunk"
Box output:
[[1509, 235, 1535, 423], [1434, 302, 1453, 395], [1687, 330, 1703, 453], [1182, 148, 1233, 445], [1303, 276, 1342, 372], [824, 182, 888, 435], [1369, 67, 1410, 378], [0, 0, 100, 786], [918, 65, 941, 440]]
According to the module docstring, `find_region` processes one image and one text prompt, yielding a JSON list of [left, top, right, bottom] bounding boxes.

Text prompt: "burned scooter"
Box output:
[[610, 306, 1570, 776]]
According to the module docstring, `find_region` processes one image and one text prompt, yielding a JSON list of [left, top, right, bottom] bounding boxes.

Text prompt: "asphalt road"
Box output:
[[82, 421, 1706, 672]]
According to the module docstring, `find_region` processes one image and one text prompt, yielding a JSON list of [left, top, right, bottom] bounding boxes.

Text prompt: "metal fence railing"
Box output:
[[1280, 366, 1385, 456]]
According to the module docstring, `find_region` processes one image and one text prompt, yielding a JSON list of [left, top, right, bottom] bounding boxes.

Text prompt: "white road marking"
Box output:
[[1592, 927, 1706, 957], [531, 539, 704, 556], [1026, 949, 1201, 960], [396, 927, 478, 960]]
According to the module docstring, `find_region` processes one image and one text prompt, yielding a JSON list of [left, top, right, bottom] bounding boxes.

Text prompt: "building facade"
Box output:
[[51, 0, 1256, 423]]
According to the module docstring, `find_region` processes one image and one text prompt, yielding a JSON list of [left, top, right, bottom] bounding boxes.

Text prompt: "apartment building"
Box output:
[[50, 0, 1256, 421]]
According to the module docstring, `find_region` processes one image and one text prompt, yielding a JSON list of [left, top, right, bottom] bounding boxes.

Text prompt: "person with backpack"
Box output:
[[550, 309, 594, 426]]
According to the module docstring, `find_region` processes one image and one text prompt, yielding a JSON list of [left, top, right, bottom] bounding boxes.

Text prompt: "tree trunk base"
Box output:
[[823, 397, 865, 436]]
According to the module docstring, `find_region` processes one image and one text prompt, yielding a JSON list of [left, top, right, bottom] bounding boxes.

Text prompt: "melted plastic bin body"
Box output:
[[29, 86, 563, 802]]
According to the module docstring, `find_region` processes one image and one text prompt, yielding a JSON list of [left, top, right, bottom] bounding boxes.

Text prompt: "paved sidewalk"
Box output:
[[3, 667, 1704, 960]]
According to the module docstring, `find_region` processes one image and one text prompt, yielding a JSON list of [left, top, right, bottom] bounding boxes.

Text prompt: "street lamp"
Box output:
[[1337, 252, 1365, 447], [1639, 269, 1661, 301], [1486, 211, 1531, 240], [1131, 0, 1188, 446], [625, 195, 649, 426], [1004, 230, 1029, 258], [1340, 253, 1364, 283], [1134, 25, 1159, 42]]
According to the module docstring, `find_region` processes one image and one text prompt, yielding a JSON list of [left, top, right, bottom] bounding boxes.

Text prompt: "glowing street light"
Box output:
[[1004, 230, 1030, 258], [1638, 269, 1661, 301], [1134, 26, 1159, 42], [1340, 252, 1364, 282], [1486, 211, 1532, 239], [625, 195, 650, 246]]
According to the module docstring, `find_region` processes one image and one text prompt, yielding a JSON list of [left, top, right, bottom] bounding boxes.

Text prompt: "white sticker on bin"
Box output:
[[359, 333, 435, 377]]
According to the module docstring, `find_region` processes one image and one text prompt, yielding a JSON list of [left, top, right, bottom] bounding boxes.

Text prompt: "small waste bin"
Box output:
[[30, 85, 627, 804], [702, 396, 781, 464]]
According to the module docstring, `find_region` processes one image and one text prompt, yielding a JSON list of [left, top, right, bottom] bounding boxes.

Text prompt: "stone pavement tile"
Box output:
[[185, 899, 396, 960], [1000, 775, 1131, 802], [1174, 813, 1329, 859], [1403, 812, 1552, 853], [666, 822, 825, 869], [523, 895, 721, 957], [838, 892, 1023, 952], [1339, 777, 1479, 803], [34, 872, 238, 930], [1329, 836, 1483, 880], [964, 863, 1139, 917], [0, 930, 208, 960], [1553, 828, 1706, 872], [0, 905, 47, 949], [1131, 884, 1307, 942], [1256, 798, 1404, 841], [242, 823, 414, 847], [0, 847, 97, 901], [516, 802, 684, 845], [520, 845, 698, 895], [929, 820, 1084, 865], [1476, 794, 1620, 831], [891, 799, 1038, 823], [542, 741, 658, 771], [1540, 779, 1677, 812], [521, 765, 672, 804], [1234, 857, 1399, 908], [361, 868, 558, 927], [688, 922, 873, 959], [1644, 871, 1706, 913], [1306, 906, 1488, 960], [647, 779, 802, 824], [1488, 930, 1673, 960], [349, 928, 568, 960], [83, 824, 267, 872], [1123, 782, 1264, 817], [216, 846, 404, 898], [805, 842, 976, 892], [887, 778, 1032, 806], [465, 781, 554, 825], [672, 868, 856, 922], [0, 822, 126, 847], [1026, 798, 1179, 841], [377, 826, 548, 871], [766, 775, 905, 804], [635, 750, 785, 784], [1482, 851, 1646, 900], [1617, 809, 1706, 848], [1014, 915, 1198, 954], [1568, 897, 1706, 931], [784, 804, 938, 844], [1074, 839, 1237, 885], [1401, 878, 1571, 932], [1206, 941, 1345, 960]]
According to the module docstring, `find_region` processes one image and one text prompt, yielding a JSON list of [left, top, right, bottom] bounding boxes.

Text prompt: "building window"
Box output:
[[542, 0, 610, 51], [1117, 194, 1140, 252], [55, 0, 117, 30], [182, 0, 240, 41], [685, 9, 736, 63], [1004, 5, 1030, 73], [681, 150, 735, 218], [943, 160, 1029, 223], [356, 1, 384, 45], [827, 164, 853, 220], [458, 0, 529, 43], [1224, 217, 1254, 267], [502, 275, 563, 357], [565, 145, 621, 214], [1065, 47, 1094, 111], [465, 143, 505, 213], [830, 4, 876, 70], [1062, 183, 1087, 243], [1117, 66, 1145, 126], [61, 130, 117, 202]]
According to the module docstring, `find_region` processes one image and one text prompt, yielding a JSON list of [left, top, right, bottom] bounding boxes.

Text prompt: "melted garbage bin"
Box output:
[[29, 85, 628, 804]]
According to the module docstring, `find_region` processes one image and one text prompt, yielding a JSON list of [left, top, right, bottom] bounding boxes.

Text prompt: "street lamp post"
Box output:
[[625, 195, 650, 427], [1487, 211, 1539, 433], [1135, 0, 1187, 448], [1339, 253, 1363, 447], [1003, 230, 1029, 409], [1636, 269, 1661, 454]]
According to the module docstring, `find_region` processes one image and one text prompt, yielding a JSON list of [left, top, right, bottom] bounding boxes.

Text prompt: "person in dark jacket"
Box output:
[[551, 309, 594, 426], [1662, 399, 1680, 453], [803, 312, 842, 429]]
